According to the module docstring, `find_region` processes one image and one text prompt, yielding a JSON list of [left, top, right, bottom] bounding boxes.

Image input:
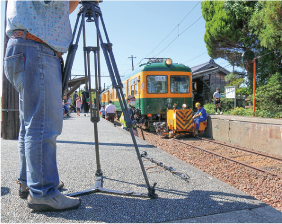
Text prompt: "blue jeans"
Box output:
[[4, 38, 62, 199], [193, 117, 206, 130]]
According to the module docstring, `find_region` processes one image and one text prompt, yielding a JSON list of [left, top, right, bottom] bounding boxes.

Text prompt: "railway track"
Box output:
[[173, 137, 282, 179]]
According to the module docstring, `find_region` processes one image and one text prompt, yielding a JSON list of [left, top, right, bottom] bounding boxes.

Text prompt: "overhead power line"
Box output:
[[139, 1, 201, 64], [183, 51, 207, 64], [154, 15, 203, 57]]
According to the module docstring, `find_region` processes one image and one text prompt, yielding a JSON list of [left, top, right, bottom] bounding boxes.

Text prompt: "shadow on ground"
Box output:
[[26, 178, 261, 223]]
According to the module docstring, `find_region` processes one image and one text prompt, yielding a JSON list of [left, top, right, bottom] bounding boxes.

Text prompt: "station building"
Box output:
[[191, 59, 230, 106]]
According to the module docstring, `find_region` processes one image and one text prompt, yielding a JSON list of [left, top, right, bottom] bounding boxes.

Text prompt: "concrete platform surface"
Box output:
[[1, 115, 282, 223]]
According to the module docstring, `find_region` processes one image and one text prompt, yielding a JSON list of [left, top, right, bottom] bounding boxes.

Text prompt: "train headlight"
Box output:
[[182, 104, 187, 109], [165, 58, 172, 66]]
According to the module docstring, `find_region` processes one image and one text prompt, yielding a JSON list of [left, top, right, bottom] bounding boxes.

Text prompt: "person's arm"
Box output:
[[69, 1, 79, 14]]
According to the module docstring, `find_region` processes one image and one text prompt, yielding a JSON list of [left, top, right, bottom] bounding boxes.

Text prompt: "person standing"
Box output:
[[192, 102, 207, 135], [76, 97, 82, 117], [213, 87, 223, 115], [4, 0, 80, 211], [127, 96, 138, 136], [100, 105, 106, 119], [81, 86, 90, 116], [73, 91, 78, 112], [105, 100, 116, 123]]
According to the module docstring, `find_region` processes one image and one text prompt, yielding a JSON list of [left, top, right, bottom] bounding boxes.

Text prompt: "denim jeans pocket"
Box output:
[[4, 53, 25, 93]]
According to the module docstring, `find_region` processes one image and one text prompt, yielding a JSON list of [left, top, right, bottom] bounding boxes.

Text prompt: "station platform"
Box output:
[[205, 114, 282, 157], [1, 115, 282, 223]]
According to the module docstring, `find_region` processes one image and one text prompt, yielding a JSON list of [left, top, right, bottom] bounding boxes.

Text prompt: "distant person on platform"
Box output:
[[105, 100, 116, 123], [82, 86, 90, 116], [192, 102, 207, 135], [213, 87, 223, 115], [100, 105, 106, 119], [73, 91, 78, 112]]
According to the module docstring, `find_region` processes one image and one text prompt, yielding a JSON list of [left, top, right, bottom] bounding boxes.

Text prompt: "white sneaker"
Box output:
[[27, 193, 81, 211], [220, 112, 223, 115], [215, 112, 218, 115]]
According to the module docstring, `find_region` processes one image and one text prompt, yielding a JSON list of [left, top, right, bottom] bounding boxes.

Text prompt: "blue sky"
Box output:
[[1, 1, 231, 95]]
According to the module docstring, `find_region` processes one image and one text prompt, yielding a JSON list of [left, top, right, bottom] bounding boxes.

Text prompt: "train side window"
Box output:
[[146, 75, 168, 94], [170, 75, 190, 93]]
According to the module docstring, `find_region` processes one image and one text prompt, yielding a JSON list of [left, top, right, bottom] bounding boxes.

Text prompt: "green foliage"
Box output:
[[202, 1, 282, 86], [236, 87, 251, 96], [203, 102, 215, 114], [225, 78, 245, 89], [228, 107, 253, 116], [220, 98, 236, 111], [201, 2, 241, 60], [255, 72, 282, 114], [249, 1, 282, 52], [225, 71, 245, 83]]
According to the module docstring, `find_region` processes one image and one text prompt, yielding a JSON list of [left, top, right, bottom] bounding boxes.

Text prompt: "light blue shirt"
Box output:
[[6, 1, 72, 53], [213, 92, 222, 99]]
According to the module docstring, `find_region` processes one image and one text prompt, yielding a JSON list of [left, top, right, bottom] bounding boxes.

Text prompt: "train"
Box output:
[[100, 58, 207, 136]]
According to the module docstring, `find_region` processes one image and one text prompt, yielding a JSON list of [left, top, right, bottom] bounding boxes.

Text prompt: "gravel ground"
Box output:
[[137, 128, 282, 212]]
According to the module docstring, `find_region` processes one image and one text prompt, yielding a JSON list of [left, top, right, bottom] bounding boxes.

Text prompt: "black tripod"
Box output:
[[62, 1, 157, 199]]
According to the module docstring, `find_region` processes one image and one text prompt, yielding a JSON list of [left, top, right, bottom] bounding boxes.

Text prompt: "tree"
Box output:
[[255, 72, 282, 114], [202, 1, 282, 87], [201, 1, 257, 62], [249, 1, 282, 52]]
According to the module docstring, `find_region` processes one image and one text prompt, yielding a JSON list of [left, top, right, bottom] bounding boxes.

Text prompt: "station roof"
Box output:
[[191, 59, 230, 79]]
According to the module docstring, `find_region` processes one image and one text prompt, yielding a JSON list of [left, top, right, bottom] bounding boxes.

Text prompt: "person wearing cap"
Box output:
[[192, 102, 207, 135], [4, 1, 81, 211], [213, 88, 223, 115]]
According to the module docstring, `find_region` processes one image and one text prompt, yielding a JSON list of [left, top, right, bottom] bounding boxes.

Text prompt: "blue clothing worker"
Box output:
[[192, 102, 207, 135], [4, 0, 80, 211]]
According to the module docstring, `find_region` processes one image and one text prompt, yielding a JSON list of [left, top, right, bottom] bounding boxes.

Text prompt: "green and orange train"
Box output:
[[101, 58, 195, 131]]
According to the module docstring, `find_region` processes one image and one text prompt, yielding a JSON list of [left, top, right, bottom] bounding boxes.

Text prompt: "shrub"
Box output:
[[228, 107, 253, 116], [255, 72, 282, 114], [203, 102, 215, 114]]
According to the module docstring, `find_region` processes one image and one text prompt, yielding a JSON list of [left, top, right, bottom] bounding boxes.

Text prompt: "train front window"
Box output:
[[170, 76, 190, 93], [147, 75, 168, 94]]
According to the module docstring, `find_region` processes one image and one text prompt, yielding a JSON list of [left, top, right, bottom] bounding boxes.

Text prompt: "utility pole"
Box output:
[[128, 55, 136, 71], [2, 0, 20, 139]]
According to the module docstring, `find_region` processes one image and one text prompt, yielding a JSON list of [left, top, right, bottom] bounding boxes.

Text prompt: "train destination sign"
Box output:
[[155, 76, 167, 81]]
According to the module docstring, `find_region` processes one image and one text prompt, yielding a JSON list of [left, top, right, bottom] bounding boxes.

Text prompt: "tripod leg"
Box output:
[[91, 8, 157, 198], [64, 2, 157, 199]]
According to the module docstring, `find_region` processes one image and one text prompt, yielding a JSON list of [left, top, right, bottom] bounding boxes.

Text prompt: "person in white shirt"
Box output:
[[213, 88, 223, 115], [105, 100, 117, 123]]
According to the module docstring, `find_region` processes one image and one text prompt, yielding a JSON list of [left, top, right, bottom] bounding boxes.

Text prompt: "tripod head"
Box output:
[[79, 0, 103, 6]]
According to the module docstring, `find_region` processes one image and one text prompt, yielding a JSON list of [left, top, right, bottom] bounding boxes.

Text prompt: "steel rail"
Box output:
[[173, 139, 282, 179], [196, 137, 282, 162]]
